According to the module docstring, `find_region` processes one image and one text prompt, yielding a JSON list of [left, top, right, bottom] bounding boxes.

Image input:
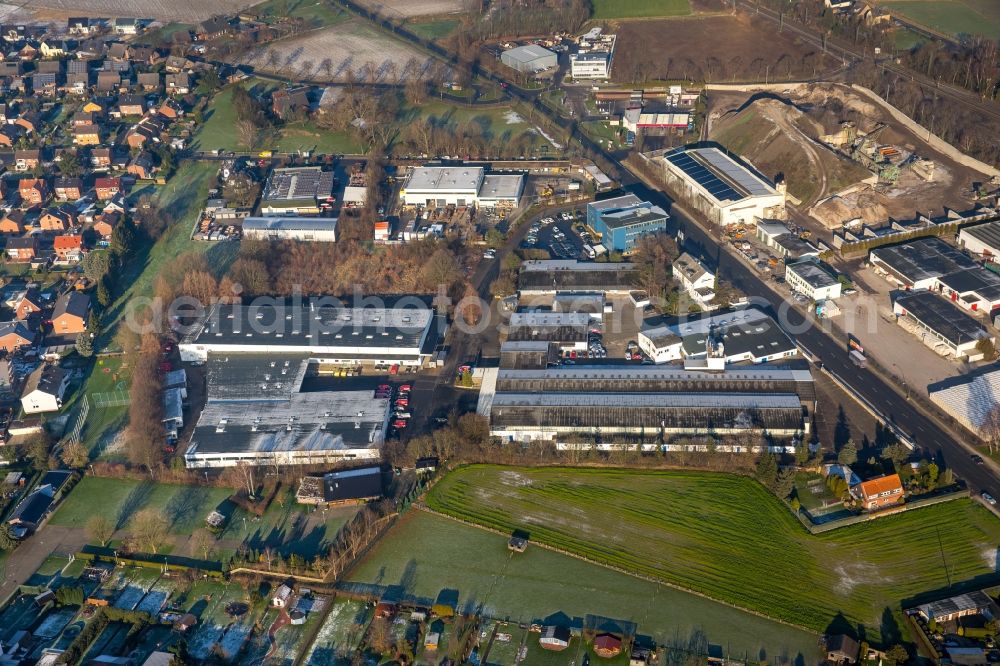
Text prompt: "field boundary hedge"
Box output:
[[411, 503, 819, 635], [801, 488, 970, 534], [77, 546, 225, 577]]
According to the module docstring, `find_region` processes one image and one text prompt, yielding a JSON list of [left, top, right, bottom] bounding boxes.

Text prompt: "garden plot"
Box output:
[[302, 598, 370, 666], [236, 18, 445, 82], [21, 0, 250, 21], [355, 0, 470, 18], [265, 599, 328, 664], [33, 608, 76, 640], [134, 579, 175, 615], [186, 585, 261, 662]]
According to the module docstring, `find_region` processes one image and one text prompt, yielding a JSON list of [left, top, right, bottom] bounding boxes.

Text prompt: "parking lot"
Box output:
[[521, 210, 595, 259]]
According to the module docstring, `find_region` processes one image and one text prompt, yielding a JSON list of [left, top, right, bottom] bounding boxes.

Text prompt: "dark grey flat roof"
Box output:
[[937, 268, 1000, 301], [961, 221, 1000, 251], [870, 237, 976, 286], [894, 290, 987, 346]]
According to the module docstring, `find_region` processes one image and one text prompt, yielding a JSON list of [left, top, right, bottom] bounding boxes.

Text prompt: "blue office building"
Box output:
[[586, 194, 669, 252]]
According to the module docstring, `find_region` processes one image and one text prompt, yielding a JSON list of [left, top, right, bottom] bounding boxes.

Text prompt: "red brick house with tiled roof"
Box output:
[[853, 473, 904, 512], [53, 234, 84, 263], [95, 177, 120, 201], [19, 178, 47, 206]]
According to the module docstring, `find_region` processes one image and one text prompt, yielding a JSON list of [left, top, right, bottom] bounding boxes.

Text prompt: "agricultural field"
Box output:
[[355, 0, 471, 18], [236, 17, 444, 83], [49, 476, 234, 538], [406, 18, 461, 41], [426, 466, 1000, 637], [592, 0, 692, 19], [302, 598, 370, 665], [26, 0, 248, 21], [343, 511, 823, 661], [880, 0, 1000, 41], [612, 15, 836, 84]]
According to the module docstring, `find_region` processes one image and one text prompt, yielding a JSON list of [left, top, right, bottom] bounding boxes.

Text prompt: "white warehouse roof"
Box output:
[[928, 368, 1000, 432], [405, 166, 483, 192]]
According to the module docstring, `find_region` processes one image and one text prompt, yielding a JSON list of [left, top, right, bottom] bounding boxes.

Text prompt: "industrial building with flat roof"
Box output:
[[296, 465, 382, 505], [517, 259, 639, 295], [869, 237, 977, 290], [179, 300, 441, 367], [929, 367, 1000, 434], [586, 195, 669, 252], [569, 51, 611, 79], [242, 217, 338, 242], [483, 364, 812, 444], [657, 147, 785, 226], [500, 44, 557, 73], [401, 166, 524, 208], [892, 289, 993, 360], [507, 311, 590, 351], [184, 354, 390, 468], [260, 167, 335, 215], [639, 308, 797, 365], [785, 259, 841, 301], [959, 220, 1000, 259]]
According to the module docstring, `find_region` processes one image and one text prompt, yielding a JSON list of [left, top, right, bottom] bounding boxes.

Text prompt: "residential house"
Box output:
[[272, 86, 312, 120], [91, 211, 118, 239], [126, 117, 163, 148], [826, 635, 860, 664], [82, 100, 104, 114], [158, 99, 182, 119], [54, 177, 83, 201], [916, 591, 994, 623], [164, 55, 192, 73], [129, 46, 160, 67], [14, 112, 40, 134], [7, 287, 43, 320], [539, 626, 571, 651], [95, 176, 120, 200], [673, 252, 716, 308], [272, 581, 293, 608], [117, 95, 145, 117], [18, 43, 38, 61], [67, 17, 96, 36], [594, 635, 623, 659], [104, 192, 127, 214], [71, 111, 96, 127], [853, 473, 904, 511], [39, 40, 74, 58], [0, 102, 13, 122], [53, 234, 83, 264], [18, 178, 47, 206], [96, 71, 121, 93], [74, 40, 103, 59], [20, 363, 69, 414], [165, 72, 190, 94], [114, 18, 142, 35], [0, 61, 22, 77], [196, 16, 231, 41], [107, 42, 128, 61], [51, 291, 89, 335], [0, 319, 34, 351], [137, 71, 161, 92], [14, 149, 40, 171], [0, 210, 25, 234], [6, 482, 56, 534], [0, 123, 26, 147], [89, 147, 111, 168], [72, 123, 101, 145], [127, 152, 155, 179], [5, 236, 36, 262], [39, 207, 75, 231], [31, 72, 58, 97]]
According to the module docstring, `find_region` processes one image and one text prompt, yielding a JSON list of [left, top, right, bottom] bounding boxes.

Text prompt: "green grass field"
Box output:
[[49, 477, 234, 535], [406, 18, 460, 41], [249, 0, 350, 28], [343, 511, 823, 660], [426, 466, 1000, 636], [881, 0, 1000, 40], [591, 0, 691, 19]]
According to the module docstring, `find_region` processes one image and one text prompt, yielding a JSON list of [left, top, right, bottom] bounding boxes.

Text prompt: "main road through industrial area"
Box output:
[[328, 0, 1000, 495]]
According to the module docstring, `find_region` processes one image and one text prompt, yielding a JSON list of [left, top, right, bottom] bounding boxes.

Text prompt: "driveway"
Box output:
[[0, 525, 90, 600]]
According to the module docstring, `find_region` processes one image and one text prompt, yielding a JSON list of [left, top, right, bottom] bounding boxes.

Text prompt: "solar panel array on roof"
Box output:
[[665, 148, 777, 204]]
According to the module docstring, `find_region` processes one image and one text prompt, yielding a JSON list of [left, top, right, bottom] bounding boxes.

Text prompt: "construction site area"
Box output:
[[706, 83, 996, 247]]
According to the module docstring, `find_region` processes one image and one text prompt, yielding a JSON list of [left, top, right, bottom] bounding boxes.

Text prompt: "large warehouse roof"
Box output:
[[502, 44, 556, 66], [664, 147, 778, 205], [518, 260, 638, 293], [961, 221, 1000, 251], [869, 237, 977, 286], [262, 167, 334, 203], [404, 166, 483, 192], [894, 289, 987, 346], [929, 367, 1000, 432], [243, 217, 338, 233], [491, 392, 802, 409]]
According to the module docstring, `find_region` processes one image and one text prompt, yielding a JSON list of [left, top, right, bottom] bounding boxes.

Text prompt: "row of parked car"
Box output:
[[376, 383, 413, 433]]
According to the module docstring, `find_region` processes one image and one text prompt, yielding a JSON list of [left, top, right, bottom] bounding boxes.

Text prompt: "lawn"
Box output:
[[49, 476, 234, 535], [591, 0, 691, 19], [343, 511, 822, 661], [195, 83, 362, 154], [302, 597, 370, 666], [881, 0, 1000, 40], [406, 18, 460, 41], [425, 466, 1000, 637], [249, 0, 350, 28]]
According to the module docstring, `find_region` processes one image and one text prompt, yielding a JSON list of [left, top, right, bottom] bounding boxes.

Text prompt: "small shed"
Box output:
[[289, 610, 307, 625], [272, 582, 293, 608], [508, 535, 528, 553], [594, 633, 623, 658], [175, 613, 197, 632], [826, 635, 860, 664], [424, 631, 440, 650], [539, 625, 571, 651]]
